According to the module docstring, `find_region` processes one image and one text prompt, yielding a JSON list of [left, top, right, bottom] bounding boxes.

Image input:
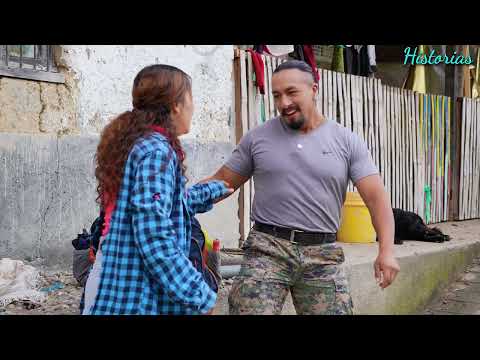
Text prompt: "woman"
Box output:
[[83, 64, 231, 315]]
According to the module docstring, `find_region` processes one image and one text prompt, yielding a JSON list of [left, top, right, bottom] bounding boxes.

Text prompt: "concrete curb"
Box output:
[[213, 220, 480, 315], [344, 239, 480, 314]]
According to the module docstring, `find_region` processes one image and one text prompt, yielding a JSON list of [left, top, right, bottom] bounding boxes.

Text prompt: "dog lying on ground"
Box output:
[[377, 208, 451, 245]]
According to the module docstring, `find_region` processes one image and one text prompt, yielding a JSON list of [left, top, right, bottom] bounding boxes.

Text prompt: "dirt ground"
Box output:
[[0, 269, 234, 315], [1, 270, 83, 315]]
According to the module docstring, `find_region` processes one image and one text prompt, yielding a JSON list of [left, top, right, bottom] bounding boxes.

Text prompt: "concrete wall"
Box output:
[[59, 45, 235, 141], [0, 134, 98, 268], [0, 45, 240, 268], [0, 133, 238, 269]]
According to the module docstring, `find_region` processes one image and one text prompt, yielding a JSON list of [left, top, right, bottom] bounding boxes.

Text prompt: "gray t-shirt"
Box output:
[[225, 117, 378, 233]]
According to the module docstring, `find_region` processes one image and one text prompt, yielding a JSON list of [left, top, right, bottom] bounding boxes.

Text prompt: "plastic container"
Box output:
[[202, 228, 214, 251], [337, 192, 376, 243], [207, 239, 222, 283]]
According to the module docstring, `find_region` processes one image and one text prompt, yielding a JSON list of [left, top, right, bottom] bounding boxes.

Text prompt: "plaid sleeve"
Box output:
[[130, 149, 216, 313], [186, 180, 229, 215]]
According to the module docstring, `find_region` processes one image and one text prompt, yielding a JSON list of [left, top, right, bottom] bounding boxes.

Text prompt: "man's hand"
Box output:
[[374, 251, 400, 289], [355, 175, 399, 289]]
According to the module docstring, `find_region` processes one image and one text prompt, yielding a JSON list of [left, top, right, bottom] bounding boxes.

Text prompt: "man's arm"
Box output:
[[212, 166, 250, 191], [355, 174, 400, 289], [199, 129, 254, 202], [200, 165, 250, 203]]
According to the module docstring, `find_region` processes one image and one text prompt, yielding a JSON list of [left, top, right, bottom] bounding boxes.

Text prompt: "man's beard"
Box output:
[[280, 105, 307, 130], [282, 114, 306, 130]]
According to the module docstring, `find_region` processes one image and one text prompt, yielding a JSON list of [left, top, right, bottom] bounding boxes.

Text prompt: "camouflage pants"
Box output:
[[228, 229, 354, 315]]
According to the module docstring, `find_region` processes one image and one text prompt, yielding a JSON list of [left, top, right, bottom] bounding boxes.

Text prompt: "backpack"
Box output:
[[189, 216, 221, 293], [71, 212, 104, 287]]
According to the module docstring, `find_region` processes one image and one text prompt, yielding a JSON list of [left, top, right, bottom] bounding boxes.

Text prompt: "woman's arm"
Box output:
[[186, 179, 233, 215]]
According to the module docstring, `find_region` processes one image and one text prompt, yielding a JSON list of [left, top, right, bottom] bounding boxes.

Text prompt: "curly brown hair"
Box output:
[[95, 64, 191, 206]]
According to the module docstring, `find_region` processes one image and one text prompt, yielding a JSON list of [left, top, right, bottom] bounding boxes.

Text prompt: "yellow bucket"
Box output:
[[337, 192, 376, 244]]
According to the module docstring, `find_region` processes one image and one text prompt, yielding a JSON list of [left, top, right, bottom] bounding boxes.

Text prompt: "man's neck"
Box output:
[[300, 112, 326, 134]]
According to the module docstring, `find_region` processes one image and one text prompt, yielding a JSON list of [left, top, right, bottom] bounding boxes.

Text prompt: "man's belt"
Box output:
[[253, 222, 336, 246]]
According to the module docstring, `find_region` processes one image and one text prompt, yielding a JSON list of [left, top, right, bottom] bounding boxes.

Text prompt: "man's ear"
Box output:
[[312, 82, 319, 97], [312, 82, 319, 101]]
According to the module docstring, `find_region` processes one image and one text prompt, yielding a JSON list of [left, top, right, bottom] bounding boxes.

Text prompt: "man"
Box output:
[[208, 60, 399, 315]]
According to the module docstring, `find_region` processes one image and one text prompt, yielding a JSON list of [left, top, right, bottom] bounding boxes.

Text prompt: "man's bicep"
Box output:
[[213, 165, 249, 190], [349, 132, 379, 185], [222, 132, 254, 180], [355, 174, 385, 205]]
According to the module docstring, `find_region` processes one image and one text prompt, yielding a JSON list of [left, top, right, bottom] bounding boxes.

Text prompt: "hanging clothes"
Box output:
[[246, 48, 266, 95], [285, 45, 319, 83], [403, 45, 427, 94], [331, 45, 345, 73], [265, 45, 294, 57], [253, 45, 271, 55], [367, 45, 377, 74], [291, 45, 306, 61], [403, 45, 446, 95], [302, 45, 320, 83], [343, 45, 371, 76], [358, 46, 371, 77], [343, 45, 356, 75]]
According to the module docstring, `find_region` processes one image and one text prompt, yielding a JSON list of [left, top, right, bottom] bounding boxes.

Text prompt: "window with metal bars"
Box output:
[[0, 45, 65, 83]]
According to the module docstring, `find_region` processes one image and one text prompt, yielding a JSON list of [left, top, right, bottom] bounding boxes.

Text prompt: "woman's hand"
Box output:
[[213, 180, 234, 203]]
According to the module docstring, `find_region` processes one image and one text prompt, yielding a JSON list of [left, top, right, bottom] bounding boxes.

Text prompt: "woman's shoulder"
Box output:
[[129, 133, 175, 166]]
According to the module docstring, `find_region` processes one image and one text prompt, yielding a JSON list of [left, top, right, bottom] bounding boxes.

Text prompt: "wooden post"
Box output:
[[234, 49, 252, 246], [233, 49, 245, 247], [446, 45, 465, 221]]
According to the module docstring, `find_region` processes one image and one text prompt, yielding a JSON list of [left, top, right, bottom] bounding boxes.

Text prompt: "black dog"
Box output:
[[377, 208, 451, 245]]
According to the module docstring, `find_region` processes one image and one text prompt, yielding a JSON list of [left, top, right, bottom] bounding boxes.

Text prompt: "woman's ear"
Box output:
[[170, 102, 181, 116]]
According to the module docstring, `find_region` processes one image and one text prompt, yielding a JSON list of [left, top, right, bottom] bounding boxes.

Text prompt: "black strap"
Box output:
[[253, 222, 336, 246]]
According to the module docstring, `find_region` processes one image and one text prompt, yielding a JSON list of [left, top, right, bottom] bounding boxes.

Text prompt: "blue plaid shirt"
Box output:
[[90, 133, 228, 315]]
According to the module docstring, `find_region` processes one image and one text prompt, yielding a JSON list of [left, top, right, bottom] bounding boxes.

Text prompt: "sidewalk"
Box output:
[[421, 255, 480, 315]]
